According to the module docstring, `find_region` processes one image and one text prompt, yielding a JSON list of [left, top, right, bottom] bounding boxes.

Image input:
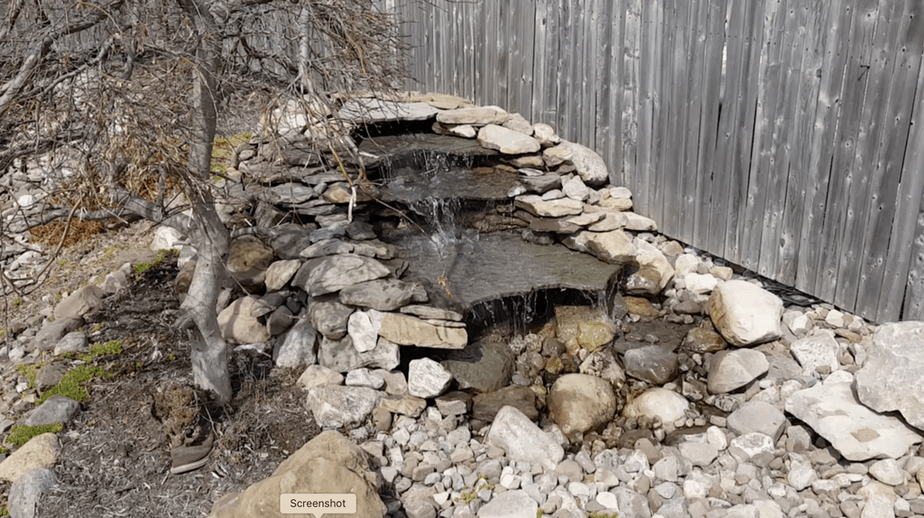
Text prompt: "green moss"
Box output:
[[135, 248, 178, 274], [15, 363, 41, 389], [7, 423, 63, 447], [90, 323, 105, 334], [12, 298, 22, 306], [91, 340, 123, 356], [37, 365, 109, 405], [588, 512, 619, 518], [167, 353, 175, 361]]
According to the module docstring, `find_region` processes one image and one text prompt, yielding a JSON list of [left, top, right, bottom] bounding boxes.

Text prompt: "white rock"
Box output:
[[788, 458, 817, 491], [151, 226, 184, 251], [621, 212, 658, 231], [674, 254, 701, 277], [486, 406, 565, 471], [708, 280, 783, 346], [560, 140, 609, 186], [624, 239, 675, 296], [531, 123, 560, 146], [856, 322, 924, 432], [825, 309, 846, 328], [562, 230, 636, 265], [562, 176, 590, 201], [297, 365, 344, 390], [790, 329, 840, 376], [685, 273, 719, 294], [622, 387, 690, 423], [348, 310, 382, 353], [514, 194, 584, 218], [477, 124, 541, 154], [407, 358, 452, 398], [729, 433, 775, 460], [869, 459, 905, 486], [678, 440, 719, 468], [707, 349, 769, 394]]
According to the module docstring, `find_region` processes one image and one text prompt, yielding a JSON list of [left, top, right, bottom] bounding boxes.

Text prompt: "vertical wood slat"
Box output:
[[865, 0, 924, 321], [594, 0, 621, 185], [693, 0, 727, 254], [660, 0, 685, 240], [581, 0, 599, 147], [634, 0, 661, 218], [777, 0, 827, 284], [901, 47, 924, 320], [813, 0, 880, 301], [741, 0, 787, 272], [622, 0, 642, 191], [835, 0, 904, 311], [650, 0, 673, 228], [759, 0, 808, 279], [679, 0, 710, 244]]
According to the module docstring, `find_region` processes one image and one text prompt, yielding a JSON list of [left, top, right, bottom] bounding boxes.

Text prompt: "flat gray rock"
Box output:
[[339, 98, 439, 122], [407, 358, 452, 398], [274, 317, 317, 369], [726, 400, 787, 441], [856, 322, 924, 431], [486, 406, 564, 471], [306, 385, 383, 428], [784, 380, 922, 461], [8, 467, 56, 518], [296, 254, 391, 296], [339, 278, 426, 311], [707, 349, 769, 394], [790, 329, 839, 376], [442, 338, 514, 393], [34, 316, 83, 352], [477, 489, 538, 518], [53, 331, 88, 356], [318, 335, 400, 373], [23, 395, 79, 427]]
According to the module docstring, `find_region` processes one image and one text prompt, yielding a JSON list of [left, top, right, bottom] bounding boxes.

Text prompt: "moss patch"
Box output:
[[134, 249, 178, 274], [15, 363, 42, 390], [8, 423, 63, 447], [37, 365, 110, 405]]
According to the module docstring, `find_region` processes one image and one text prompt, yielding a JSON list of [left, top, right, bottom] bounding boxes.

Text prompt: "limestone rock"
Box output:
[[264, 259, 301, 291], [306, 385, 383, 429], [708, 280, 783, 346], [274, 317, 317, 369], [407, 358, 452, 398], [296, 254, 391, 296], [621, 212, 658, 231], [53, 285, 103, 320], [554, 305, 616, 355], [318, 335, 400, 373], [227, 235, 275, 292], [790, 329, 840, 376], [297, 364, 344, 391], [579, 347, 627, 393], [486, 406, 565, 471], [548, 374, 617, 434], [208, 431, 385, 518], [622, 388, 689, 424], [339, 98, 439, 122], [23, 395, 79, 427], [477, 490, 538, 518], [726, 400, 787, 441], [339, 278, 426, 311], [623, 345, 678, 385], [707, 349, 769, 394], [442, 339, 514, 393], [0, 433, 59, 482], [682, 322, 727, 354], [560, 140, 609, 186], [855, 322, 924, 431], [785, 380, 922, 461], [377, 311, 467, 349], [435, 106, 508, 127], [563, 230, 636, 264], [625, 240, 675, 295], [8, 467, 56, 518], [308, 299, 354, 340], [514, 195, 584, 218], [477, 124, 541, 154], [217, 297, 271, 344]]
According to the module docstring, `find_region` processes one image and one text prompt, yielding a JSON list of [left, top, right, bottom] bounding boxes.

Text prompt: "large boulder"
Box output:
[[708, 280, 783, 346], [785, 378, 922, 461], [53, 285, 103, 320], [209, 431, 385, 518], [560, 140, 609, 186], [624, 239, 675, 296], [0, 433, 59, 483], [485, 406, 564, 471], [562, 230, 636, 265], [547, 374, 617, 434], [856, 322, 924, 432]]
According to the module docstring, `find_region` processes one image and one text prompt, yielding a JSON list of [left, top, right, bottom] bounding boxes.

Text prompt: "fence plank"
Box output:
[[902, 61, 924, 319], [581, 0, 599, 146], [834, 0, 903, 312], [864, 0, 924, 321], [693, 0, 727, 253], [595, 0, 621, 185], [796, 0, 851, 294], [741, 0, 787, 272], [813, 0, 879, 301], [661, 0, 691, 240], [678, 0, 710, 244], [650, 0, 674, 227], [776, 0, 827, 284], [723, 0, 764, 264], [531, 0, 553, 124], [635, 0, 661, 217], [622, 0, 642, 191], [759, 0, 808, 279]]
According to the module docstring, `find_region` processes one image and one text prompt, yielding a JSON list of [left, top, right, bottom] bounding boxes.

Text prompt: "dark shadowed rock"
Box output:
[[473, 386, 538, 422], [442, 338, 514, 393]]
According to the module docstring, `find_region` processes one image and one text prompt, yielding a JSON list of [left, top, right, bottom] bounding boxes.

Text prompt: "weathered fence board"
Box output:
[[383, 0, 924, 323]]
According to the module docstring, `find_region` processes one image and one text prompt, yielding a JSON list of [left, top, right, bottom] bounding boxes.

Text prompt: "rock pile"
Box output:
[[3, 91, 924, 518]]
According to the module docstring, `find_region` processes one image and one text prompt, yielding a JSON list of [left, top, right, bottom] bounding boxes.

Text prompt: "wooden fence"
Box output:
[[382, 0, 924, 324]]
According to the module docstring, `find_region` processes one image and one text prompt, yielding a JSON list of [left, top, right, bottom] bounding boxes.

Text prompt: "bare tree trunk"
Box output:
[[177, 0, 233, 404]]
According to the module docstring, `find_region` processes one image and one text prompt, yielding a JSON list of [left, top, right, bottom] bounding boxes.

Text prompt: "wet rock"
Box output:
[[623, 345, 678, 385], [442, 338, 514, 393], [53, 285, 103, 320], [264, 259, 301, 291], [519, 173, 562, 194], [486, 406, 564, 471], [784, 380, 922, 461], [529, 218, 581, 234], [294, 254, 390, 296], [473, 386, 539, 422], [306, 385, 383, 429], [708, 280, 783, 346], [578, 347, 627, 393], [726, 400, 786, 441], [339, 278, 426, 311], [297, 365, 344, 390], [555, 305, 616, 354], [318, 335, 400, 373], [514, 195, 584, 218], [548, 373, 617, 434], [208, 431, 385, 518], [217, 296, 271, 344], [682, 322, 726, 354], [624, 297, 661, 320], [407, 358, 452, 398], [855, 322, 924, 431], [8, 467, 56, 518], [622, 387, 689, 423], [274, 317, 317, 369], [707, 349, 769, 394], [0, 433, 59, 482], [478, 124, 541, 154], [563, 230, 636, 264], [227, 235, 275, 292], [23, 395, 79, 427], [53, 331, 88, 356], [308, 299, 354, 340], [790, 329, 840, 376]]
